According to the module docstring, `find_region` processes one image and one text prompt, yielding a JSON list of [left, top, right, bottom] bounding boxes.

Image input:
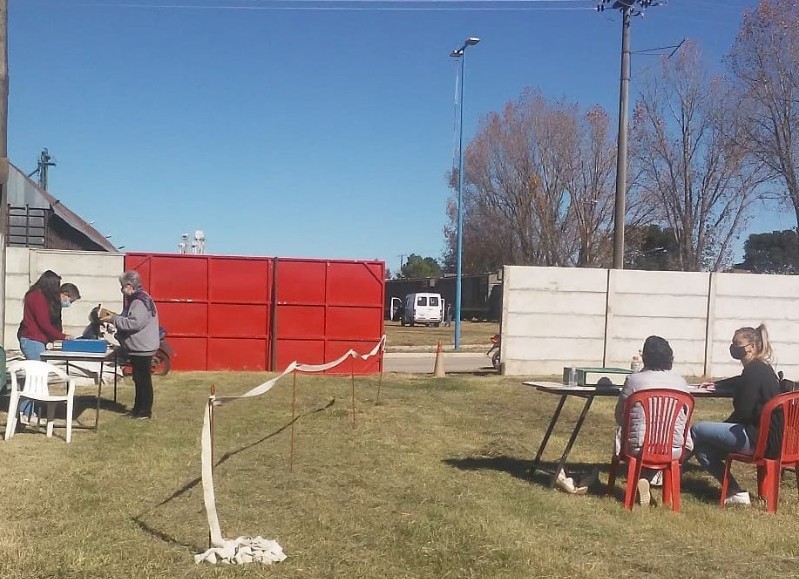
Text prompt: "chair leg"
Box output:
[[757, 465, 768, 500], [794, 465, 799, 500], [765, 461, 779, 514], [720, 457, 733, 507], [65, 397, 73, 444], [669, 462, 681, 513], [4, 393, 20, 441], [624, 458, 641, 510], [662, 467, 672, 507]]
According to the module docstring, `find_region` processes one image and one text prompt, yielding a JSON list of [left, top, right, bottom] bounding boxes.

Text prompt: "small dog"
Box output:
[[81, 306, 115, 340]]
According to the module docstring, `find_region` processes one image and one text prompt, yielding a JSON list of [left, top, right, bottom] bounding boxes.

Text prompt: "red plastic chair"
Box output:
[[607, 388, 694, 511], [720, 390, 799, 513]]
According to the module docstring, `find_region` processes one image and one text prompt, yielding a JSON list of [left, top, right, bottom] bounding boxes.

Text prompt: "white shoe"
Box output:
[[724, 491, 751, 506], [637, 478, 651, 506], [651, 471, 663, 488], [555, 469, 577, 494]]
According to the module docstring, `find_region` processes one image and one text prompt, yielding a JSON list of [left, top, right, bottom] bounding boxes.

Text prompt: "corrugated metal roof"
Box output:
[[7, 162, 118, 252]]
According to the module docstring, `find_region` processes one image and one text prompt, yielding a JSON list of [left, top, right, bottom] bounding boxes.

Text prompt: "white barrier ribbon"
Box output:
[[195, 336, 386, 565]]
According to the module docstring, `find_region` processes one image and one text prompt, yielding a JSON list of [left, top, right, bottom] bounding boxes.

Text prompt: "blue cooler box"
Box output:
[[61, 339, 108, 353]]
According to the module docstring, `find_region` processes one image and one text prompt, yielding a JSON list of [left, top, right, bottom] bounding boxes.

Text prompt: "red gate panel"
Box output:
[[125, 254, 382, 373]]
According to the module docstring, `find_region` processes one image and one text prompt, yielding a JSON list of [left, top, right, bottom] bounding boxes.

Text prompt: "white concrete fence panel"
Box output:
[[502, 265, 799, 380], [4, 248, 124, 350]]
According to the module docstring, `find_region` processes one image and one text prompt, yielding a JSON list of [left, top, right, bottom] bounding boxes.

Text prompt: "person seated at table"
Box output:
[[692, 323, 780, 506], [615, 335, 692, 506]]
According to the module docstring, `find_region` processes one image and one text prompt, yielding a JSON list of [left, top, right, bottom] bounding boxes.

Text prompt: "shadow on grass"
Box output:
[[444, 454, 726, 504], [0, 392, 127, 435], [133, 397, 337, 551]]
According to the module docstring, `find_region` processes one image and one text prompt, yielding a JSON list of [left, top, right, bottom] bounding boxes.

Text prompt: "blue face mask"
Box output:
[[61, 299, 71, 308]]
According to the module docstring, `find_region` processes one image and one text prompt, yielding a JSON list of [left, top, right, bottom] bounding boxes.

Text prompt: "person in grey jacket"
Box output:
[[101, 270, 160, 420], [614, 335, 692, 505]]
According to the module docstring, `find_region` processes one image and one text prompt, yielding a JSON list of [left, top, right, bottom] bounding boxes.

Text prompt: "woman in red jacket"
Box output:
[[16, 270, 80, 421]]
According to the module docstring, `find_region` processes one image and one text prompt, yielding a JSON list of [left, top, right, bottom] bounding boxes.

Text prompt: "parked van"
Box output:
[[402, 293, 444, 327]]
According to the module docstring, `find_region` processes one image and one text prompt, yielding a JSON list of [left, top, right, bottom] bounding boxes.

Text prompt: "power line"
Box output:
[[74, 0, 595, 11]]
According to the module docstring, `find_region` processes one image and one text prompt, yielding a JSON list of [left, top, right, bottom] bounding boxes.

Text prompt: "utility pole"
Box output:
[[613, 5, 631, 269], [597, 0, 662, 269], [0, 0, 9, 345]]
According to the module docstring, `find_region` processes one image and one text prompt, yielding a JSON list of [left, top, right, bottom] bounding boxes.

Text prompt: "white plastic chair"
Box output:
[[4, 360, 76, 443]]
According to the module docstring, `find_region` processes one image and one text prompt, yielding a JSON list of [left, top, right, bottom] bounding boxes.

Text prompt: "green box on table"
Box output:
[[562, 367, 633, 387]]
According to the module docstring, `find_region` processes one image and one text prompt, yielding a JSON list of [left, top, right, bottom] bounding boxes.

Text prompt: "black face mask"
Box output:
[[729, 344, 748, 360]]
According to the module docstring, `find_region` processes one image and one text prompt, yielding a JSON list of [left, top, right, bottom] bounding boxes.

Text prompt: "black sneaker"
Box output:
[[135, 415, 151, 421]]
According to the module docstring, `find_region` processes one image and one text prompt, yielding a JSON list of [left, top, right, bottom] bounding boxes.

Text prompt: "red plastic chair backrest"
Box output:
[[620, 388, 695, 464], [750, 390, 799, 463]]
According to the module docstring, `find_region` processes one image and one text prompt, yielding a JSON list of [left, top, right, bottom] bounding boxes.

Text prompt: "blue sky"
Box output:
[[9, 0, 788, 273]]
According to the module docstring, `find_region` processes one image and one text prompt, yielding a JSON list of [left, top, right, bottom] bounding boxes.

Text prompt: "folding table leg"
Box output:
[[94, 378, 102, 431], [548, 396, 595, 489], [530, 395, 568, 476]]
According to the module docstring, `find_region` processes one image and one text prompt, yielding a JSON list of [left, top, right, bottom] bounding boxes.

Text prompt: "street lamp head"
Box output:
[[451, 37, 480, 57]]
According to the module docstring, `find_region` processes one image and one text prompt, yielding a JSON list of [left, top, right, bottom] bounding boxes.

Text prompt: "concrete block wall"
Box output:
[[502, 265, 799, 379], [4, 248, 125, 350]]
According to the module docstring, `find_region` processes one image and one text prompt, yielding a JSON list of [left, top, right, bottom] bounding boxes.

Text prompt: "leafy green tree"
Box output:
[[735, 230, 799, 274], [398, 254, 442, 279]]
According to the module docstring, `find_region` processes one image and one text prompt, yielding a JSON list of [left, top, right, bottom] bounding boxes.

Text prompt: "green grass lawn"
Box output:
[[384, 320, 499, 348], [3, 371, 799, 578]]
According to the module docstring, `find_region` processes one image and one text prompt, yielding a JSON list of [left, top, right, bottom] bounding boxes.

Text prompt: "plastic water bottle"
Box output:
[[631, 350, 643, 372], [568, 365, 578, 386]]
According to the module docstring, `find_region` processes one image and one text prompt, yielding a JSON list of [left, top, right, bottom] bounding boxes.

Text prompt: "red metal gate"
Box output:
[[124, 254, 384, 374]]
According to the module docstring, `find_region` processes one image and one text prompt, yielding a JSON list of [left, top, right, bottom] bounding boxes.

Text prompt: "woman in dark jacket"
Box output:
[[692, 324, 780, 506]]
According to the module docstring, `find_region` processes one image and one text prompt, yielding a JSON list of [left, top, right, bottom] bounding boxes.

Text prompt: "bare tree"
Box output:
[[630, 41, 766, 271], [566, 106, 617, 266], [727, 0, 799, 227], [444, 89, 620, 270]]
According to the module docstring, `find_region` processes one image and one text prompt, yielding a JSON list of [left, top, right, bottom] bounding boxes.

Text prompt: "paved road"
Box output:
[[383, 352, 496, 374]]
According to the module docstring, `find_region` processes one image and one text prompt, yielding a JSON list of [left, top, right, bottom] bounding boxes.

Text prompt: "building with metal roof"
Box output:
[[6, 162, 117, 252]]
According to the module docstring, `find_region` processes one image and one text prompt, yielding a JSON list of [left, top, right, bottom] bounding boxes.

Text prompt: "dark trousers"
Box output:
[[130, 355, 154, 417]]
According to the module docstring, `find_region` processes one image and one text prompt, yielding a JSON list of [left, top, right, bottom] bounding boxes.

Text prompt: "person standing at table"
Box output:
[[16, 271, 81, 423], [692, 324, 780, 506], [101, 270, 159, 420], [614, 335, 692, 506]]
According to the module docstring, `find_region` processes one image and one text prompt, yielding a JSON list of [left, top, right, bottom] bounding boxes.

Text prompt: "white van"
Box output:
[[401, 293, 444, 327]]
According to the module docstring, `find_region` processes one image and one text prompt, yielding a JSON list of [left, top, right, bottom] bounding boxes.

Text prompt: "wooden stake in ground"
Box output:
[[350, 356, 356, 427], [433, 341, 446, 377], [290, 371, 297, 472], [376, 357, 384, 405], [207, 383, 216, 550]]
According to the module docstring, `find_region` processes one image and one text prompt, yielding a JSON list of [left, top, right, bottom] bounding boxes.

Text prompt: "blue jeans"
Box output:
[[18, 338, 46, 416], [691, 421, 754, 494]]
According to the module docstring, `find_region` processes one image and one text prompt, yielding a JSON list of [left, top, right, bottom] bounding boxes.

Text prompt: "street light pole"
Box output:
[[450, 36, 479, 351]]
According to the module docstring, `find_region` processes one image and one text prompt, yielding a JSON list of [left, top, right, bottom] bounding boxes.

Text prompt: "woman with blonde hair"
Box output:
[[692, 324, 780, 506]]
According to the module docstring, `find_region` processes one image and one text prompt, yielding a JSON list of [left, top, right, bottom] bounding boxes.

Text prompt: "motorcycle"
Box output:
[[487, 334, 501, 370], [116, 329, 175, 376]]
